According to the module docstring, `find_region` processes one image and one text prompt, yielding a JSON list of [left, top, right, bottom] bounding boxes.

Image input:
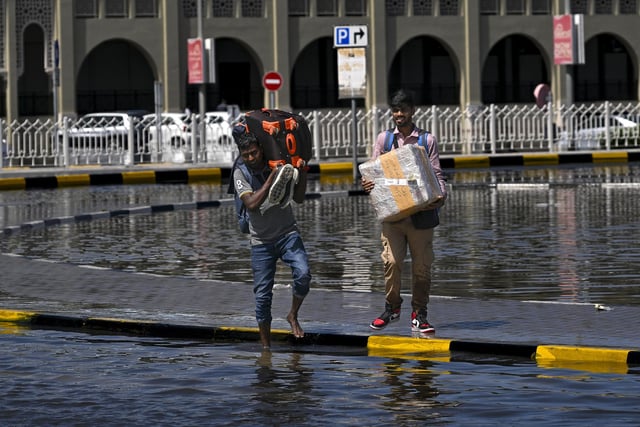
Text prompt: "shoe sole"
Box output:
[[369, 316, 400, 331], [268, 164, 294, 204], [411, 325, 435, 333], [279, 168, 299, 208]]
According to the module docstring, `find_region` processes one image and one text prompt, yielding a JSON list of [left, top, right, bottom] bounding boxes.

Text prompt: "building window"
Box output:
[[506, 0, 524, 14], [183, 0, 198, 18], [345, 0, 366, 15], [241, 0, 263, 17], [413, 0, 433, 15], [439, 0, 459, 15], [386, 0, 406, 16], [76, 0, 98, 18], [480, 0, 498, 15], [289, 0, 309, 16], [213, 0, 234, 17], [106, 0, 128, 17], [570, 0, 588, 14], [620, 0, 638, 14], [595, 0, 613, 14], [531, 0, 550, 15], [135, 0, 158, 17], [317, 0, 338, 16]]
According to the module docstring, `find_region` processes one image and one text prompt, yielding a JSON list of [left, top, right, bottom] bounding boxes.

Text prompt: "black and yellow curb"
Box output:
[[1, 309, 638, 372], [2, 150, 639, 191], [0, 167, 223, 191], [443, 150, 640, 169]]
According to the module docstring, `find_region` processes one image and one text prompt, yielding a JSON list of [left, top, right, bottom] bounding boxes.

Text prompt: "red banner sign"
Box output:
[[188, 38, 204, 84], [553, 15, 574, 65]]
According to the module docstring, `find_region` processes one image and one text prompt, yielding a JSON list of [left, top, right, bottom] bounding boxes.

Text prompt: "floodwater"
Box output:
[[1, 163, 640, 306], [2, 163, 640, 425]]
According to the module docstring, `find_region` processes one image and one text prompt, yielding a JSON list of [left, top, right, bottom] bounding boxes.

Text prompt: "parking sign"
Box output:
[[333, 26, 368, 48]]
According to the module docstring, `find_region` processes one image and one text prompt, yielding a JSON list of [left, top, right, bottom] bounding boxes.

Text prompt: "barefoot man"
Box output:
[[230, 131, 310, 349]]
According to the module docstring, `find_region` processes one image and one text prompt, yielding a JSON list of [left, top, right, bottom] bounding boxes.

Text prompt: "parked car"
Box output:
[[140, 113, 194, 163], [63, 111, 147, 152], [203, 111, 234, 145], [558, 115, 639, 151]]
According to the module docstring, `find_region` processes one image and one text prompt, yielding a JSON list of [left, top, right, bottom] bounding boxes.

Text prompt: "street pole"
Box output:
[[196, 0, 206, 163]]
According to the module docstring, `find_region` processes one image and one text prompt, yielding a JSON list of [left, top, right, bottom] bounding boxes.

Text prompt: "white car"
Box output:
[[559, 115, 639, 151], [203, 111, 234, 145], [64, 111, 146, 152], [142, 113, 193, 154]]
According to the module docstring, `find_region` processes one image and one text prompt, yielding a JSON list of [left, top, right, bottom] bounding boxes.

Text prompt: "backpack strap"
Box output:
[[384, 129, 429, 153], [383, 130, 396, 153], [418, 130, 430, 150]]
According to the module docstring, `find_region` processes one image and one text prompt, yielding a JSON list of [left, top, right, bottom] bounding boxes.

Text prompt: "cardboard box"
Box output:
[[358, 144, 443, 222]]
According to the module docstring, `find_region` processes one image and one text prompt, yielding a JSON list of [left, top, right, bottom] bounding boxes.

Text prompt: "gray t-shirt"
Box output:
[[233, 165, 299, 245]]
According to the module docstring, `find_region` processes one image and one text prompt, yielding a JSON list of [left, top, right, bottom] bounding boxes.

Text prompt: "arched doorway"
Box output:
[[186, 38, 263, 112], [76, 40, 154, 115], [574, 34, 637, 102], [291, 37, 358, 109], [18, 23, 51, 116], [482, 35, 547, 104], [389, 36, 458, 106]]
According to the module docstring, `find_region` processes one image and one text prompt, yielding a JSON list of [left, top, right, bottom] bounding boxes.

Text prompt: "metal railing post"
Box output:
[[313, 110, 321, 161], [489, 104, 496, 154], [63, 116, 70, 167], [547, 102, 555, 152], [128, 122, 135, 165], [605, 101, 611, 150], [0, 119, 4, 169]]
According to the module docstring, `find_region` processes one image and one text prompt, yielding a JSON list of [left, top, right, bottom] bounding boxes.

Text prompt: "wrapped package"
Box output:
[[358, 144, 443, 222]]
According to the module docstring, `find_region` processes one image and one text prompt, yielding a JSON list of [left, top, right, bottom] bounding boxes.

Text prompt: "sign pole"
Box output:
[[351, 98, 358, 184]]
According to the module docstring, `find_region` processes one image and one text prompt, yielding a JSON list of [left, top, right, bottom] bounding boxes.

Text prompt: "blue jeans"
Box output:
[[251, 231, 311, 324]]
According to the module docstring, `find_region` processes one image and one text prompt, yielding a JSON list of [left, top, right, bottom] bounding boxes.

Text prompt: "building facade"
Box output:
[[1, 0, 639, 121]]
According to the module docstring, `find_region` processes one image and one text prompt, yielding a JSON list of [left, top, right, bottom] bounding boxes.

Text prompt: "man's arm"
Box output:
[[238, 168, 278, 211]]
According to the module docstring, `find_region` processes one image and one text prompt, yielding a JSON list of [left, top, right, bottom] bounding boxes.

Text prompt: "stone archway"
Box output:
[[76, 40, 154, 115], [574, 34, 637, 102], [389, 36, 458, 106], [18, 23, 51, 116], [482, 35, 547, 104]]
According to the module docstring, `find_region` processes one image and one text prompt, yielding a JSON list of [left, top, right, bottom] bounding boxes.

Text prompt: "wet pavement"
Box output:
[[2, 157, 640, 365]]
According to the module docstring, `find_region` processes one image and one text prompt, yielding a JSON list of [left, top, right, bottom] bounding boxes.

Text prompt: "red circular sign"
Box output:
[[263, 71, 283, 91]]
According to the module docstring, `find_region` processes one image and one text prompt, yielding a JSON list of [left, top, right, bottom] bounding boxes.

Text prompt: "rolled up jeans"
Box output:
[[251, 231, 311, 324]]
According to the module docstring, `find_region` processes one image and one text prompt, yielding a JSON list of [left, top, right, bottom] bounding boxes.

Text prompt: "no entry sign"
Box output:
[[263, 71, 283, 91]]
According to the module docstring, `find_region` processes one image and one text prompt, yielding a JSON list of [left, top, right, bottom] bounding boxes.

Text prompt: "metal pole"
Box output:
[[197, 0, 206, 164], [351, 98, 358, 183], [564, 0, 573, 106]]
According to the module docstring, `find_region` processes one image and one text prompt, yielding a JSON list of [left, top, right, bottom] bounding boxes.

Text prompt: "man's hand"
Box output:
[[361, 177, 375, 193]]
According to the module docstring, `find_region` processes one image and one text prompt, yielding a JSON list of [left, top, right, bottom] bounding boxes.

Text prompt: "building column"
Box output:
[[369, 0, 387, 109], [56, 0, 76, 118], [161, 0, 182, 112], [462, 0, 482, 108], [270, 0, 290, 110], [5, 0, 18, 122]]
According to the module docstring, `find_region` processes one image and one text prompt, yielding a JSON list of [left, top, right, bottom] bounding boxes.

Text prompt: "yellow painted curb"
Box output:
[[535, 345, 630, 364], [454, 156, 490, 168], [188, 168, 222, 183], [319, 162, 353, 173], [0, 309, 36, 322], [591, 151, 628, 163], [0, 177, 26, 190], [522, 153, 560, 166], [56, 174, 91, 187], [122, 170, 157, 185], [368, 335, 452, 353]]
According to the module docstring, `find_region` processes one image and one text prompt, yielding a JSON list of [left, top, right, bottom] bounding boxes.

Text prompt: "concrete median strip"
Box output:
[[1, 308, 638, 371]]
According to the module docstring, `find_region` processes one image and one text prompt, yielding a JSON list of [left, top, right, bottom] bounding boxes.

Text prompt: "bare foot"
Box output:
[[287, 313, 304, 338]]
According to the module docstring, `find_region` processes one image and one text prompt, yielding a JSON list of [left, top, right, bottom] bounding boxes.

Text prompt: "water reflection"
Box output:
[[2, 165, 640, 306]]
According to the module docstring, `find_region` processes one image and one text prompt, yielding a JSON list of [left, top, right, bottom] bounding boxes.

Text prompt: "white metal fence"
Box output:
[[2, 101, 640, 169]]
